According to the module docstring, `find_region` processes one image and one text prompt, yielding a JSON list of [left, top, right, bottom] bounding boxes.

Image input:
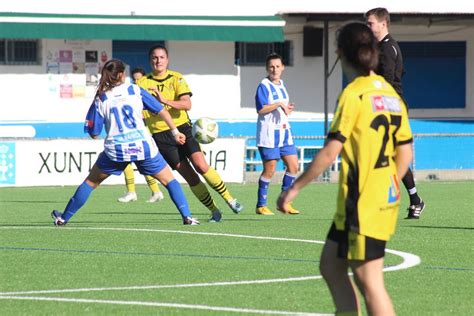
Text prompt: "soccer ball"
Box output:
[[192, 117, 218, 144]]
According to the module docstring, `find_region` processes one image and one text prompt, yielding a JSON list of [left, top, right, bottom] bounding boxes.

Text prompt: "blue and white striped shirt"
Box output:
[[85, 83, 162, 162], [255, 78, 294, 148]]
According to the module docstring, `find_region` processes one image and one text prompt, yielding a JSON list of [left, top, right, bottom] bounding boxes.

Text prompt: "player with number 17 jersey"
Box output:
[[85, 84, 162, 162], [328, 74, 413, 241]]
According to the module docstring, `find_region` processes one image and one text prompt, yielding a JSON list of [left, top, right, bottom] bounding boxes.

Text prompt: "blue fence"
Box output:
[[1, 119, 473, 170]]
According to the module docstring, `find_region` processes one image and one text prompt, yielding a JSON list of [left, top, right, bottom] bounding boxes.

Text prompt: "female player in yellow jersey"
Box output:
[[277, 22, 413, 316], [137, 44, 243, 222], [118, 67, 164, 203]]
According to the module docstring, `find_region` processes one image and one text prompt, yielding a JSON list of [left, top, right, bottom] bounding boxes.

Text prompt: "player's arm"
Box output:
[[164, 93, 192, 111], [140, 88, 185, 144], [277, 140, 343, 209], [148, 83, 192, 111], [395, 143, 412, 179], [84, 100, 104, 139], [293, 139, 342, 189], [259, 102, 287, 115], [394, 108, 414, 179], [255, 84, 286, 114]]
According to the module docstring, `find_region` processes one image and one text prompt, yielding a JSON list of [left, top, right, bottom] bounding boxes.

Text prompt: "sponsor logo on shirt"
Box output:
[[125, 147, 143, 155], [387, 174, 400, 203], [84, 119, 93, 129], [371, 96, 402, 113]]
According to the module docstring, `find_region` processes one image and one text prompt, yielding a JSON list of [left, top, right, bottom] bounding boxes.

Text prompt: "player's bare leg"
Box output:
[[319, 239, 360, 314]]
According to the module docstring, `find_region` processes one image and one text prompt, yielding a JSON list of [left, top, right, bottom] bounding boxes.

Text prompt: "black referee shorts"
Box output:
[[152, 122, 201, 169]]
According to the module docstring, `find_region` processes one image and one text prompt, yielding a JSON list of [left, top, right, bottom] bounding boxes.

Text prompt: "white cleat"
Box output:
[[183, 217, 200, 225], [227, 198, 243, 214], [118, 192, 138, 203], [146, 191, 164, 203]]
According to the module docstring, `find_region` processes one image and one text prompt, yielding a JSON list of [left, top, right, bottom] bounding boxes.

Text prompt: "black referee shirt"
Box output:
[[376, 34, 405, 99]]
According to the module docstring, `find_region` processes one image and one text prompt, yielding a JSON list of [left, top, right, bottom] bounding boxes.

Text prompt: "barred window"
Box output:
[[235, 41, 293, 66], [0, 39, 39, 65]]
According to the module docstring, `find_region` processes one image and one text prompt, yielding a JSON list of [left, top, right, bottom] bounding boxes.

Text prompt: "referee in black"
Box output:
[[365, 7, 425, 219]]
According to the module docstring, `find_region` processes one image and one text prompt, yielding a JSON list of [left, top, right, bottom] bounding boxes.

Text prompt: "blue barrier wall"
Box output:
[[2, 119, 473, 169]]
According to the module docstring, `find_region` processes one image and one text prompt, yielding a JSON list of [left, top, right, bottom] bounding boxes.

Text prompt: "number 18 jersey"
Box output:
[[328, 74, 413, 241], [85, 83, 163, 162]]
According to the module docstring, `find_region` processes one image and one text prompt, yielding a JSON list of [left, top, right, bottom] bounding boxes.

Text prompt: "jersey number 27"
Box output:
[[370, 114, 401, 169]]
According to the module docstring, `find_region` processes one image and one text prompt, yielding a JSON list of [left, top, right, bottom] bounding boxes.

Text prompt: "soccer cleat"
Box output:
[[406, 200, 425, 219], [256, 206, 275, 215], [183, 217, 200, 225], [146, 191, 164, 203], [227, 198, 244, 214], [277, 203, 301, 215], [209, 210, 223, 223], [51, 210, 67, 226], [117, 192, 138, 203]]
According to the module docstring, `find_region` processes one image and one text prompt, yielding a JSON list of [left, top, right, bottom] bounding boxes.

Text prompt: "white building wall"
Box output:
[[0, 21, 473, 129], [167, 41, 242, 119]]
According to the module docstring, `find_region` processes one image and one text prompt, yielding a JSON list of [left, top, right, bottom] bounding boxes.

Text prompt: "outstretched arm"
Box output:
[[141, 87, 186, 144], [277, 140, 343, 211], [149, 87, 192, 111], [158, 109, 186, 144]]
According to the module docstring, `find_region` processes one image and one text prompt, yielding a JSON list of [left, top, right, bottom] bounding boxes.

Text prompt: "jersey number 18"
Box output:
[[110, 105, 137, 132]]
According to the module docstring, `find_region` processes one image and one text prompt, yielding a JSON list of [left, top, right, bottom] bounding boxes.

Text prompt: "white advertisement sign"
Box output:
[[0, 138, 245, 187]]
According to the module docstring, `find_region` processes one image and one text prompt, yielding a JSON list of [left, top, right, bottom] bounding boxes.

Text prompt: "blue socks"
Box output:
[[60, 179, 191, 222], [62, 181, 94, 221], [166, 179, 191, 218], [281, 172, 296, 192], [257, 176, 270, 207], [257, 173, 295, 208]]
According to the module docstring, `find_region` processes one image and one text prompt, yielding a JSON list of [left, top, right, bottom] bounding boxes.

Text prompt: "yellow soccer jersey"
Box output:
[[328, 74, 413, 241], [137, 70, 192, 133]]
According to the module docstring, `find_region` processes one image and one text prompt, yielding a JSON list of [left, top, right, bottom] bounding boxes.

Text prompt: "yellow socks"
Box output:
[[124, 164, 161, 194], [190, 182, 219, 212], [145, 175, 161, 193], [123, 164, 136, 193], [202, 167, 232, 202]]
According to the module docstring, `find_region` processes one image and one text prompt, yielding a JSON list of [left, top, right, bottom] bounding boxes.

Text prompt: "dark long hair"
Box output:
[[95, 59, 126, 99], [336, 22, 379, 75]]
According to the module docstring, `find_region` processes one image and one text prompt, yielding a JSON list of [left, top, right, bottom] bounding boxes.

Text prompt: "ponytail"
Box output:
[[95, 59, 126, 99], [337, 22, 379, 75]]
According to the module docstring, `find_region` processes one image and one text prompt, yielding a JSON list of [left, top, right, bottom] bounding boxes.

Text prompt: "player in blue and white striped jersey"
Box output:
[[51, 59, 199, 226], [254, 53, 300, 216]]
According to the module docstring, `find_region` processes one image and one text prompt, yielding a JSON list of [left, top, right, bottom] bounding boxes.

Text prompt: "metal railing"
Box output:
[[244, 133, 474, 182]]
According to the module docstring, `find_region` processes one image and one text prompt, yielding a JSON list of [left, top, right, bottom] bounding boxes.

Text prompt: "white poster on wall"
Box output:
[[0, 138, 245, 187]]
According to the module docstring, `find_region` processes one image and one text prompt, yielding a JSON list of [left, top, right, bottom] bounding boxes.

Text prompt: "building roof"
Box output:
[[0, 13, 285, 42]]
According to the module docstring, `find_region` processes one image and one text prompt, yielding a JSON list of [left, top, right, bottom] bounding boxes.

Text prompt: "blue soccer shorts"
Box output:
[[95, 151, 167, 176], [258, 144, 297, 161]]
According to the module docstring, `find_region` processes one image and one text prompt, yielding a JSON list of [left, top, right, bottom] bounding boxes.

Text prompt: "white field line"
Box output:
[[0, 225, 326, 244], [0, 275, 324, 296], [0, 296, 330, 316], [0, 225, 420, 314]]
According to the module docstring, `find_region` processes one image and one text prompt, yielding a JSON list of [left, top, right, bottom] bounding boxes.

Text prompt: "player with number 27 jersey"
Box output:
[[85, 84, 162, 162], [328, 74, 413, 241]]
